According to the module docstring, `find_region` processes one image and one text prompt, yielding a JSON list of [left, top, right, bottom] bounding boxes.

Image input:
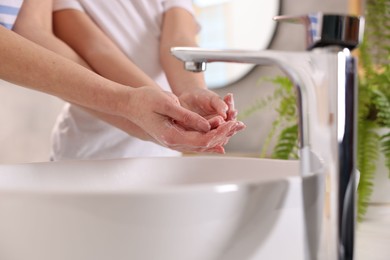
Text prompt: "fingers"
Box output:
[[203, 145, 225, 154], [205, 93, 239, 130], [207, 115, 225, 129], [210, 95, 229, 119], [132, 87, 244, 154], [224, 93, 238, 121], [161, 102, 211, 132], [204, 121, 244, 147], [150, 89, 245, 154], [158, 120, 245, 154]]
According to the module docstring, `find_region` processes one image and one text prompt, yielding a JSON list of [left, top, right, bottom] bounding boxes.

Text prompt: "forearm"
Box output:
[[81, 106, 153, 141], [160, 8, 207, 96], [53, 9, 158, 88], [14, 26, 89, 67], [0, 26, 129, 116], [160, 8, 237, 121], [160, 38, 207, 96], [12, 0, 87, 67], [1, 26, 159, 142]]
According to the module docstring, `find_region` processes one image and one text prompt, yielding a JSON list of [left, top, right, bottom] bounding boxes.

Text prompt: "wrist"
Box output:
[[114, 84, 136, 120], [173, 82, 207, 97]]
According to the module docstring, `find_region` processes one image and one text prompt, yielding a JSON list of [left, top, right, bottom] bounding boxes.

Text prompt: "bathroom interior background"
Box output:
[[0, 0, 350, 163]]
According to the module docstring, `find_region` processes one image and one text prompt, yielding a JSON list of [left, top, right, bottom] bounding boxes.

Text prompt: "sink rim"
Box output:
[[0, 156, 306, 195]]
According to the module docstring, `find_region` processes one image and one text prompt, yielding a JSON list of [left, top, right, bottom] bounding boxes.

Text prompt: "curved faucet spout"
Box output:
[[172, 46, 333, 158]]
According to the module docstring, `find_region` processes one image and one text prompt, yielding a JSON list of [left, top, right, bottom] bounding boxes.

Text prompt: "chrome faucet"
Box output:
[[171, 13, 364, 260]]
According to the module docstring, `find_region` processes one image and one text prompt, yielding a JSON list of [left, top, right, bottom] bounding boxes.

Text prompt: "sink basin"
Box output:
[[0, 156, 324, 260]]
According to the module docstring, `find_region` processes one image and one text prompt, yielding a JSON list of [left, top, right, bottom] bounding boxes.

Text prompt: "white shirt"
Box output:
[[51, 0, 195, 161], [0, 0, 23, 29]]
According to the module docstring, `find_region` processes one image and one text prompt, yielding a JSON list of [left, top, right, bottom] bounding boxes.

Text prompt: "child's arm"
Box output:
[[159, 7, 206, 96], [160, 7, 239, 123], [53, 8, 158, 89], [13, 0, 88, 67]]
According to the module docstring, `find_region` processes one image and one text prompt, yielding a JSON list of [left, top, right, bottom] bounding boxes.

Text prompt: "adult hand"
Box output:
[[161, 120, 245, 154], [126, 86, 243, 153]]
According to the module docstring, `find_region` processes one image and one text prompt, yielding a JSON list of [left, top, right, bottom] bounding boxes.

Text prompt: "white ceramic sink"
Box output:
[[0, 156, 324, 260]]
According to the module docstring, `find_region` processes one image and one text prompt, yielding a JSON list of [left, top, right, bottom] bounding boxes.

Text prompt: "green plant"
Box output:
[[240, 0, 390, 221], [355, 0, 390, 219], [238, 76, 299, 159]]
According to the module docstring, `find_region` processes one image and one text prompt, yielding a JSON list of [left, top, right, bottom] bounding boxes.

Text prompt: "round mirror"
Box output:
[[193, 0, 280, 88]]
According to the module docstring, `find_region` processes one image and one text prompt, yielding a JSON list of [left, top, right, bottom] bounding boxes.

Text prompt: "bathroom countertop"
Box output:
[[356, 205, 390, 260]]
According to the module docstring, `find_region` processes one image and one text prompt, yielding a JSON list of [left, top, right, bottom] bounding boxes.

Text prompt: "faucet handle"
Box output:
[[274, 12, 364, 51]]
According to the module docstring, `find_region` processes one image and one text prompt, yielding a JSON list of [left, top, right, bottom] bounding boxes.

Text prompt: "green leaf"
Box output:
[[380, 131, 390, 177], [272, 124, 299, 160], [357, 120, 380, 221]]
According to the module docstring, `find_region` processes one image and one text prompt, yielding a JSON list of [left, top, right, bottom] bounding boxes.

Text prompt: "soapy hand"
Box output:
[[178, 88, 242, 127], [176, 88, 245, 152], [179, 88, 238, 122], [159, 119, 245, 154], [127, 86, 244, 153]]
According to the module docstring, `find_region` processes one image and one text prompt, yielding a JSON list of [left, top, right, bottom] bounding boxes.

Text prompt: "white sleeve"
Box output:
[[53, 0, 85, 12], [162, 0, 195, 15]]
